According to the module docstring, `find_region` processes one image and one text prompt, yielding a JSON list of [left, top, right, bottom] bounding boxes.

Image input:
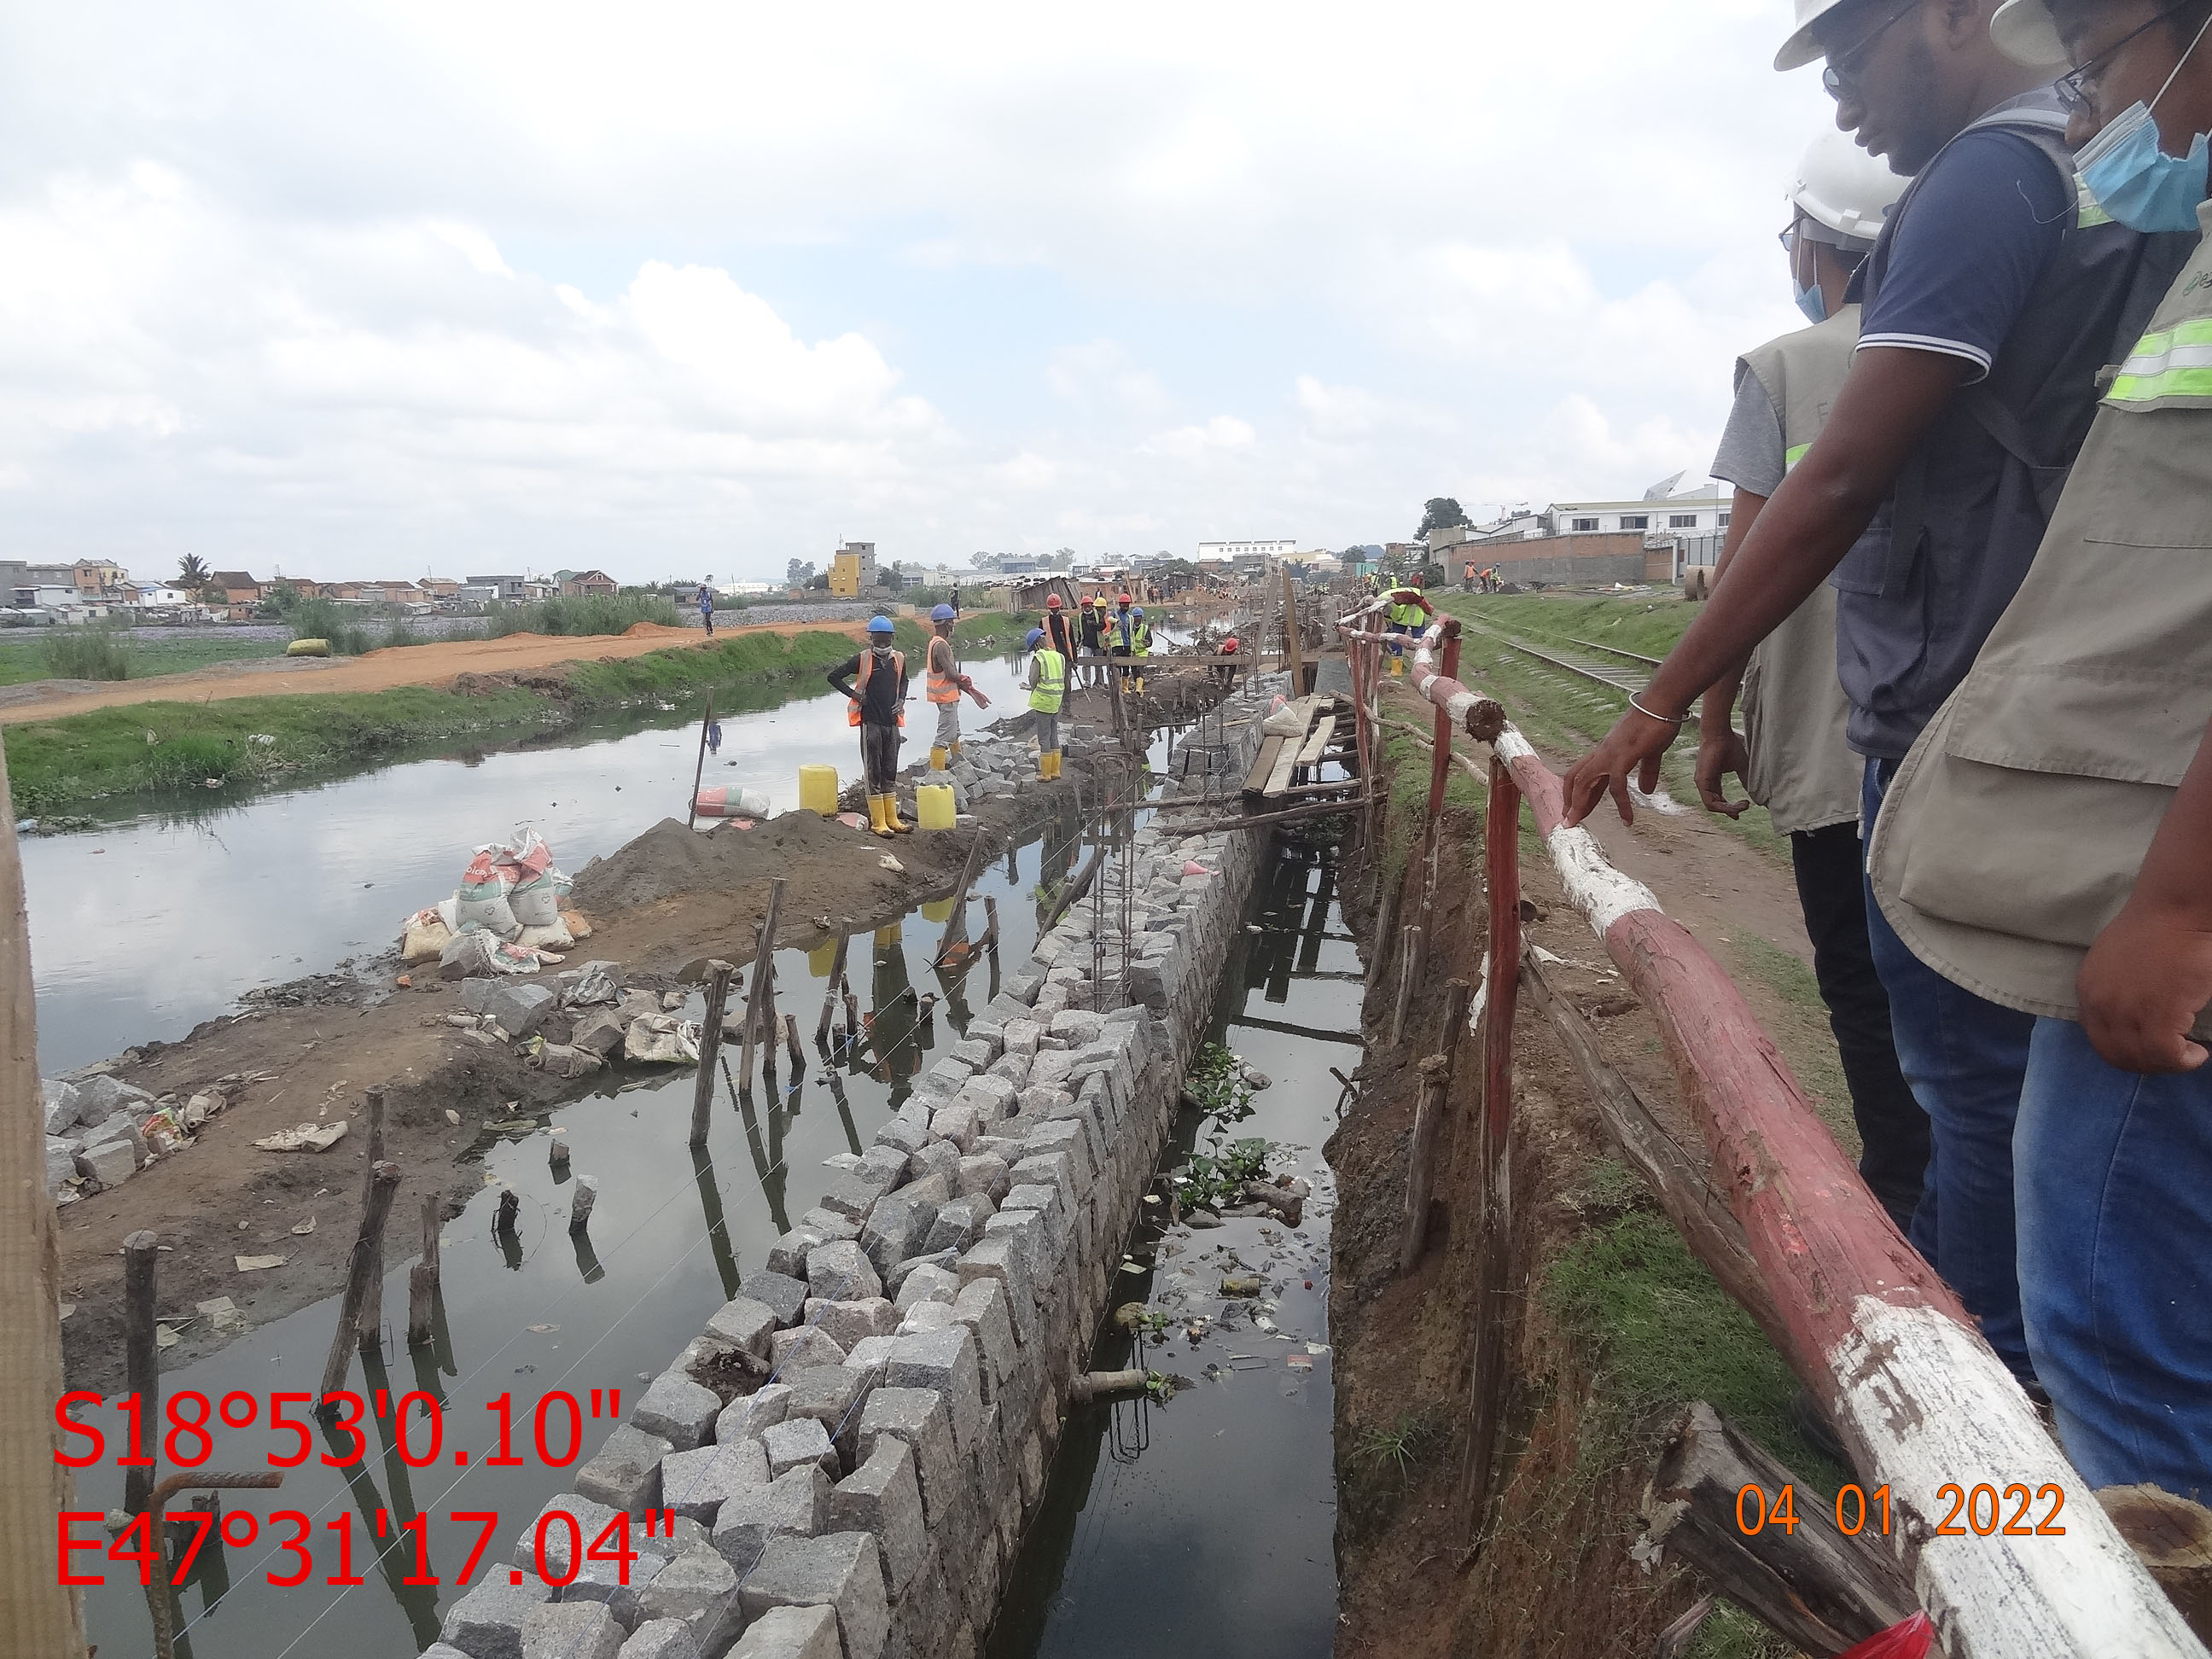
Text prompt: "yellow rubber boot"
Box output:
[[948, 741, 963, 760], [929, 746, 948, 772], [886, 795, 913, 834], [1036, 750, 1051, 781], [869, 795, 894, 838], [1048, 749, 1062, 778], [1390, 656, 1405, 678]]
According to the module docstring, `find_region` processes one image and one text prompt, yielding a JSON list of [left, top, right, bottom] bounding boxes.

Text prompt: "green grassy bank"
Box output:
[[3, 614, 1045, 818]]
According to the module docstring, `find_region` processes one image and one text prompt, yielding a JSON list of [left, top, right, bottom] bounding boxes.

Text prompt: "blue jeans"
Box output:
[[2018, 1017, 2212, 1499], [1862, 758, 2036, 1382]]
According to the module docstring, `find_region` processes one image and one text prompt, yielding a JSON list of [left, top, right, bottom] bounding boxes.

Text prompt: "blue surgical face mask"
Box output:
[[1793, 279, 1829, 323], [2078, 13, 2212, 233]]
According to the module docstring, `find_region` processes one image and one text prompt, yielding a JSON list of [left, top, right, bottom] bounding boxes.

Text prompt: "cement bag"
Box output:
[[1262, 702, 1309, 737], [502, 827, 562, 927], [516, 918, 575, 952], [454, 850, 521, 939], [624, 1014, 701, 1065], [439, 929, 541, 980], [400, 907, 453, 965], [694, 785, 771, 818], [437, 895, 459, 932], [559, 909, 593, 940]]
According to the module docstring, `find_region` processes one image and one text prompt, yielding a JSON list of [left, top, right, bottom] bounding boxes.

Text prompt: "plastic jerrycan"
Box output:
[[916, 783, 957, 830], [798, 764, 840, 816]]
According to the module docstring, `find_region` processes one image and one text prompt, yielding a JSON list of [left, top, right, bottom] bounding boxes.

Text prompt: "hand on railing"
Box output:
[[1563, 706, 1685, 828]]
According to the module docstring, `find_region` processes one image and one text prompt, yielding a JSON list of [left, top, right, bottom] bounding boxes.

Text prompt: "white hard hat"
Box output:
[[1990, 0, 2069, 67], [1787, 129, 1906, 247], [1775, 0, 1861, 71]]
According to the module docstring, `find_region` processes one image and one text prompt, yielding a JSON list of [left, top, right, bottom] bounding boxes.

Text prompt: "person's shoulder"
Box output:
[[1911, 121, 2069, 211]]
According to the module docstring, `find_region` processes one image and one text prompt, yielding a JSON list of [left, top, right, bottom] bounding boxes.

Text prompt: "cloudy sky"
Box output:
[[0, 1, 1839, 584]]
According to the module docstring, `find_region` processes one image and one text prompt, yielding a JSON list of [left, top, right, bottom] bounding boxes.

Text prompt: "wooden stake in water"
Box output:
[[685, 690, 717, 832], [406, 1195, 440, 1348], [690, 958, 734, 1148], [816, 932, 850, 1046], [320, 1162, 401, 1402], [121, 1231, 160, 1515], [355, 1088, 387, 1347], [568, 1175, 598, 1237], [737, 879, 785, 1094]]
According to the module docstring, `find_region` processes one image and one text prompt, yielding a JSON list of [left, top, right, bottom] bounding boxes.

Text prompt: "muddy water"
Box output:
[[987, 834, 1348, 1659], [21, 652, 1053, 1071], [69, 800, 1101, 1659]]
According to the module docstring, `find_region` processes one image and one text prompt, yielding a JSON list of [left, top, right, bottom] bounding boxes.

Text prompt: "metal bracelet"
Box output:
[[1627, 692, 1685, 727]]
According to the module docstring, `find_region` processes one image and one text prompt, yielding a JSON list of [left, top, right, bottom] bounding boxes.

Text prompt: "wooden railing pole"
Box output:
[[1482, 757, 1522, 1153], [1426, 620, 1461, 819]]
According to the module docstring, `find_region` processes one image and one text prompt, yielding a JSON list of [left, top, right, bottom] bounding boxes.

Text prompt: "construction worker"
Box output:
[[1041, 592, 1079, 675], [1077, 594, 1105, 690], [1867, 0, 2212, 1499], [1127, 603, 1152, 695], [1026, 625, 1068, 779], [1215, 633, 1239, 690], [1109, 592, 1138, 692], [924, 602, 990, 771], [1564, 0, 2196, 1391], [1462, 560, 1476, 592], [1381, 575, 1434, 676], [1696, 131, 1923, 1249], [828, 614, 911, 838]]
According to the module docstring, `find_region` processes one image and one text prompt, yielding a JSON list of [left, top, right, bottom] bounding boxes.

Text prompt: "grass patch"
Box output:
[[36, 626, 136, 681], [1687, 1604, 1796, 1659], [1541, 1208, 1843, 1492], [482, 591, 683, 637], [0, 633, 290, 687], [280, 596, 383, 656], [1438, 591, 1699, 661]]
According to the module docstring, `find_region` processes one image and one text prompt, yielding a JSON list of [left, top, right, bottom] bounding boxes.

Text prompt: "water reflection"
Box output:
[[75, 805, 1102, 1659]]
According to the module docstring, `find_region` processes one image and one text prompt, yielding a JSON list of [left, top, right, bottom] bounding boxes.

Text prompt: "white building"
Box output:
[[1540, 495, 1732, 537], [1196, 539, 1297, 563]]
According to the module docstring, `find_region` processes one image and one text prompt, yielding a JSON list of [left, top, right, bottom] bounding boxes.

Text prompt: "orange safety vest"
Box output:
[[848, 646, 906, 727], [926, 636, 962, 705]]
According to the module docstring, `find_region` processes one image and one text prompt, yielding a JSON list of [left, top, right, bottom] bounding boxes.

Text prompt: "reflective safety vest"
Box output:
[[1129, 618, 1151, 655], [926, 636, 962, 704], [1387, 594, 1427, 627], [848, 646, 905, 727], [1028, 648, 1066, 713]]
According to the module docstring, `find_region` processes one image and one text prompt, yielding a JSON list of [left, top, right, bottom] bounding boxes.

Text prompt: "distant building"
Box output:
[[211, 570, 262, 604], [468, 574, 532, 602], [73, 559, 129, 596], [562, 569, 618, 598], [829, 541, 878, 597], [1540, 495, 1730, 537], [1196, 538, 1296, 563], [416, 577, 459, 599]]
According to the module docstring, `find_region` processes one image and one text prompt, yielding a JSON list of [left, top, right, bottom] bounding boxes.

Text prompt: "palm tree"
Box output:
[[177, 553, 211, 591]]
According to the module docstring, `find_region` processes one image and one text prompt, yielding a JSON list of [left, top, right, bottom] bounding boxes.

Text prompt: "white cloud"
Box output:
[[0, 0, 1837, 573]]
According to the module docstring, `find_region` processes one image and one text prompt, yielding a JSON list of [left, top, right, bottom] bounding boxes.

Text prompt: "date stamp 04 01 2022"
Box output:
[[1732, 1481, 2070, 1540], [50, 1384, 661, 1591]]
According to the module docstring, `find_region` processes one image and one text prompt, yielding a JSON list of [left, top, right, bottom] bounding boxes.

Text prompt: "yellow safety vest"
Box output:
[[1029, 649, 1066, 713]]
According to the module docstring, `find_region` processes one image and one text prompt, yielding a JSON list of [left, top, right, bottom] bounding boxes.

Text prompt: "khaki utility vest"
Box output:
[[1735, 307, 1866, 836], [1869, 202, 2212, 1033]]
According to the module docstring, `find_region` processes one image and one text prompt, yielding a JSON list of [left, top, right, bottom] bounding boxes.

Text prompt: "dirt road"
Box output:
[[0, 619, 866, 726]]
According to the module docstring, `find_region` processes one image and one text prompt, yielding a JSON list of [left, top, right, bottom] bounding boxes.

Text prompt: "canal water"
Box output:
[[70, 800, 1095, 1659], [987, 830, 1349, 1659], [21, 651, 1054, 1072]]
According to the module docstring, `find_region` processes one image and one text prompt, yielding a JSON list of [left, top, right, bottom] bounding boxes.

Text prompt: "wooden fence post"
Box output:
[[407, 1196, 440, 1348], [690, 959, 733, 1147], [685, 691, 716, 831], [816, 933, 850, 1047], [1398, 1056, 1451, 1273], [1388, 924, 1420, 1048]]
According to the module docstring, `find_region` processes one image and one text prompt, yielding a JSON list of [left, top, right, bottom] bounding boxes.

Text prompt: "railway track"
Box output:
[[1453, 618, 1702, 729]]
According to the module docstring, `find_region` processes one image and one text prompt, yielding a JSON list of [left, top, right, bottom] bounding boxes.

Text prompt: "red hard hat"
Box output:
[[1080, 595, 1095, 607], [1045, 594, 1062, 608], [1222, 636, 1238, 650], [1117, 593, 1132, 604]]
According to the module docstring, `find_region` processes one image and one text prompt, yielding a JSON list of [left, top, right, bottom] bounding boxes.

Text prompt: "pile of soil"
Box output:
[[573, 809, 969, 921]]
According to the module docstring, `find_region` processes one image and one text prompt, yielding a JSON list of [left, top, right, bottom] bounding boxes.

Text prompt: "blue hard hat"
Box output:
[[867, 614, 895, 636], [1131, 605, 1144, 617], [929, 603, 956, 622], [1025, 627, 1045, 649]]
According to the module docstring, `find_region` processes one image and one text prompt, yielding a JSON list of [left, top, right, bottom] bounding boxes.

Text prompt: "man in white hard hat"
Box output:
[[1564, 0, 2195, 1389], [1870, 0, 2212, 1499], [1698, 133, 1924, 1249]]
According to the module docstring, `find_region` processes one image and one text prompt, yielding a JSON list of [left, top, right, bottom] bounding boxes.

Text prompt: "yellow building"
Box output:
[[829, 540, 877, 597]]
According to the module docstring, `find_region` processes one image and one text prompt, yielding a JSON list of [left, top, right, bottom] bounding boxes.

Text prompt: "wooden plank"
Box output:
[[1242, 733, 1287, 795], [1296, 714, 1336, 767]]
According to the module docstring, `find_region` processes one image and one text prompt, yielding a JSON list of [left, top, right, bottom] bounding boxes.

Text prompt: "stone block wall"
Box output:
[[428, 694, 1276, 1659]]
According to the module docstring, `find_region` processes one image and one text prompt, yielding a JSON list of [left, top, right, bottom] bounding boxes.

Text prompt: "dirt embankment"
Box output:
[[1326, 698, 1844, 1658], [51, 783, 1051, 1396], [0, 620, 862, 725]]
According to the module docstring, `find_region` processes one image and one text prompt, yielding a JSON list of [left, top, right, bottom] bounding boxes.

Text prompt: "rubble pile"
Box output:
[[39, 1069, 266, 1202]]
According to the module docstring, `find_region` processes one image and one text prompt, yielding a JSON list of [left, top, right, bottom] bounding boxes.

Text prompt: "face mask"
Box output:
[[2078, 12, 2212, 233], [1794, 279, 1830, 323]]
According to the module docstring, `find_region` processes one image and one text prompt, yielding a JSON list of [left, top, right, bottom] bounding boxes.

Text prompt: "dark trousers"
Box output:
[[860, 723, 901, 792], [1790, 821, 1930, 1234]]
